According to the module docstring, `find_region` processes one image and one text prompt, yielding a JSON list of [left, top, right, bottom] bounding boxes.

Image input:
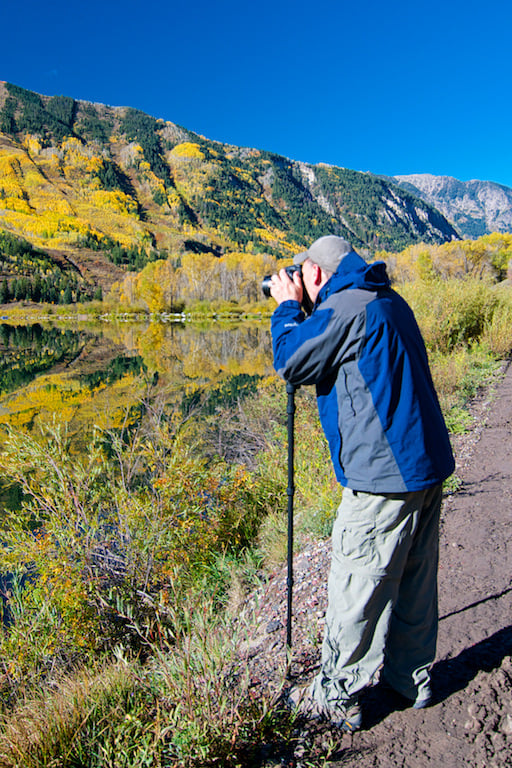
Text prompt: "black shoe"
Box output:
[[380, 675, 432, 710]]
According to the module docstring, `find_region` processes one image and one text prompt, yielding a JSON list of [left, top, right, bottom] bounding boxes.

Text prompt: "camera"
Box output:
[[261, 264, 313, 314], [261, 264, 302, 298]]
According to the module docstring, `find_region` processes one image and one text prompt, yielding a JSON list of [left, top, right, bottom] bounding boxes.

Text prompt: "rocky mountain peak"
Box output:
[[393, 174, 512, 238]]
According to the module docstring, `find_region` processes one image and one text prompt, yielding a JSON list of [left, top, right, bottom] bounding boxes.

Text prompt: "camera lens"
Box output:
[[261, 264, 312, 314], [261, 265, 301, 298]]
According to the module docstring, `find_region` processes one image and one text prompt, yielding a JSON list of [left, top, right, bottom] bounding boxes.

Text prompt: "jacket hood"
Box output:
[[318, 251, 390, 303]]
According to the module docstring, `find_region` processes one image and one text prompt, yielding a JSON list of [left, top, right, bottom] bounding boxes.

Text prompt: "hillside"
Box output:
[[0, 81, 459, 297], [393, 173, 512, 238]]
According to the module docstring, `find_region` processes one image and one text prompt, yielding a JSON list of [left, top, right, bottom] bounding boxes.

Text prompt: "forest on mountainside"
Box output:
[[0, 81, 461, 305]]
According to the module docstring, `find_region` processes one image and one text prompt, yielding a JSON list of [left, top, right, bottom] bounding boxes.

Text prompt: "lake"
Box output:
[[0, 316, 275, 453]]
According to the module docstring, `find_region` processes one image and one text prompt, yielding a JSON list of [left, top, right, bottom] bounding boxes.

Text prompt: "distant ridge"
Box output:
[[392, 173, 512, 238]]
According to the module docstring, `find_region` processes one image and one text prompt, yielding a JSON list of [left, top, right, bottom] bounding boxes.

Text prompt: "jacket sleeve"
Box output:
[[271, 297, 364, 386]]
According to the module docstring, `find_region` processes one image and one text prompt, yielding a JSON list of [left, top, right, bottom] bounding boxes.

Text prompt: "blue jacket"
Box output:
[[271, 251, 455, 493]]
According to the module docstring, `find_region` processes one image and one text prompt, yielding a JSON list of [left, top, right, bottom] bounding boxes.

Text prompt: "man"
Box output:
[[269, 235, 454, 732]]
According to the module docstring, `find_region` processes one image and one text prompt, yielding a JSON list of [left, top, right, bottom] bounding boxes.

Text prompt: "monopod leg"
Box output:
[[286, 382, 296, 665]]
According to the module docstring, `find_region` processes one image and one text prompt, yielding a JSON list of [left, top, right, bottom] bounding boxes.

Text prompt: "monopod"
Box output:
[[286, 381, 296, 658]]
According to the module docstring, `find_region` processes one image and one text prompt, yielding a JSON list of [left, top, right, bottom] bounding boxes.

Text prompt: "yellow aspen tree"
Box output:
[[178, 252, 219, 303]]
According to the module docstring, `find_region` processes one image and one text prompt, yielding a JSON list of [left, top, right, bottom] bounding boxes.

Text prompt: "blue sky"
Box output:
[[2, 0, 512, 186]]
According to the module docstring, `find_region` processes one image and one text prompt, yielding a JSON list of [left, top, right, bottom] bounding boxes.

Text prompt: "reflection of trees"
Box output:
[[130, 322, 274, 387], [0, 321, 275, 453], [81, 355, 147, 389], [0, 324, 86, 395]]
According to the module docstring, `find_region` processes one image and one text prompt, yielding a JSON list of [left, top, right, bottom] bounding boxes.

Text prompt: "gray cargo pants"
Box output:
[[310, 484, 442, 709]]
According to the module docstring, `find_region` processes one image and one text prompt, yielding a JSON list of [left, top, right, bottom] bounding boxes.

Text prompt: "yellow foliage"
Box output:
[[0, 197, 32, 214], [232, 166, 254, 184], [85, 156, 103, 175], [381, 234, 512, 283], [110, 247, 282, 310], [181, 341, 222, 379], [166, 190, 181, 207], [135, 272, 165, 312], [23, 135, 43, 156], [89, 189, 138, 216], [0, 368, 149, 441], [227, 250, 277, 276], [111, 257, 180, 311], [0, 155, 22, 179], [253, 227, 297, 252], [41, 199, 75, 216], [178, 252, 219, 302], [62, 137, 82, 154], [0, 141, 149, 249], [480, 232, 512, 249], [117, 142, 144, 169], [170, 142, 205, 161], [253, 228, 281, 243]]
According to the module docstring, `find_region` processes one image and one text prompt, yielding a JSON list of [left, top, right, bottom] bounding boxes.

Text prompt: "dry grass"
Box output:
[[0, 663, 136, 768]]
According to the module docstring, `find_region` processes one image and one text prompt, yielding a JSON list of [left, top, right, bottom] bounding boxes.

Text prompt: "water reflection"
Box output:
[[0, 319, 275, 439], [0, 323, 86, 396]]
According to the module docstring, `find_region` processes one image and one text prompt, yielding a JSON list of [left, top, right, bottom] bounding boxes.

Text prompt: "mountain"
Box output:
[[392, 174, 512, 239], [0, 82, 459, 296]]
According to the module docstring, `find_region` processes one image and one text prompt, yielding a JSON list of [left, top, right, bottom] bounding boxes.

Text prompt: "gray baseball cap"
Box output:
[[293, 235, 353, 274]]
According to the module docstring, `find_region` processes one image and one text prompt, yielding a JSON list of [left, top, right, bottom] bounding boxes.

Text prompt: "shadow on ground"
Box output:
[[362, 624, 512, 730]]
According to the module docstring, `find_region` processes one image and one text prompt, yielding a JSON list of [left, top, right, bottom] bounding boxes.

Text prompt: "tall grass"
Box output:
[[398, 277, 512, 424], [398, 277, 506, 354], [0, 601, 289, 767], [0, 275, 510, 765]]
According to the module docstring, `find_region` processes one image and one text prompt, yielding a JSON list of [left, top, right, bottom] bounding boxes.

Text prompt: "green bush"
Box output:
[[398, 277, 501, 353], [0, 402, 283, 696]]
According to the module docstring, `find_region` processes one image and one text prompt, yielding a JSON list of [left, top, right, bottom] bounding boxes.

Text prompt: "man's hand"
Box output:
[[269, 268, 303, 305]]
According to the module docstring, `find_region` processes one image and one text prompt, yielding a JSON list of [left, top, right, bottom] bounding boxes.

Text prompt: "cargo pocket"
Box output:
[[339, 519, 376, 569], [331, 490, 378, 570]]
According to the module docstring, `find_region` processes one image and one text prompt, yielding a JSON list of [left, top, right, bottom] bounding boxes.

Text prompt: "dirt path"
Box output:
[[243, 361, 512, 766]]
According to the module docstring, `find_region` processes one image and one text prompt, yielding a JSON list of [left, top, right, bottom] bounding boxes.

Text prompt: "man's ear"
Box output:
[[313, 263, 324, 285]]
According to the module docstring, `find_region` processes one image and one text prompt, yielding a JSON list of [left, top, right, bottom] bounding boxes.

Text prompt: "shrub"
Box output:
[[0, 401, 286, 697], [398, 277, 500, 354]]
